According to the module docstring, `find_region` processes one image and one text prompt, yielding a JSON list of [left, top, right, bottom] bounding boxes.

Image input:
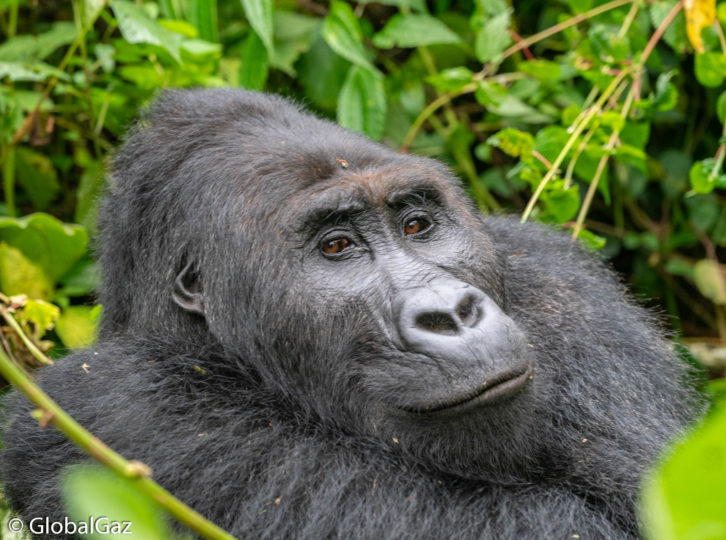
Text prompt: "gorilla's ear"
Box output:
[[173, 262, 205, 315]]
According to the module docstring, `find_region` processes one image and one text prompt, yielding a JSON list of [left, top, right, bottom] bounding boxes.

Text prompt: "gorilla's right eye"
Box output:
[[321, 236, 354, 256]]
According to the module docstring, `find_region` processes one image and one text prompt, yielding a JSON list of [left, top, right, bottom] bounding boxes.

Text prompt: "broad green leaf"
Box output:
[[576, 229, 606, 250], [19, 299, 60, 340], [323, 1, 374, 71], [15, 147, 59, 211], [358, 0, 426, 9], [269, 12, 318, 76], [239, 32, 269, 90], [0, 243, 53, 300], [474, 80, 507, 107], [158, 19, 198, 38], [693, 259, 726, 305], [373, 14, 462, 49], [426, 67, 473, 93], [338, 65, 386, 140], [63, 466, 171, 540], [0, 213, 87, 282], [690, 158, 726, 193], [84, 0, 107, 27], [487, 128, 534, 158], [686, 194, 720, 231], [75, 160, 105, 237], [640, 405, 726, 540], [110, 0, 182, 63], [540, 182, 580, 222], [180, 39, 222, 63], [298, 35, 351, 110], [56, 305, 101, 348], [475, 10, 511, 63], [652, 71, 679, 111], [0, 61, 67, 82], [516, 59, 562, 81], [0, 22, 76, 62], [240, 0, 274, 53], [694, 52, 726, 87], [489, 94, 552, 123], [58, 257, 101, 298], [189, 0, 218, 42]]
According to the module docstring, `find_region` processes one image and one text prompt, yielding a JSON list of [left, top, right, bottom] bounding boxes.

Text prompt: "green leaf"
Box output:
[[180, 39, 222, 63], [63, 466, 171, 540], [426, 67, 474, 93], [239, 32, 269, 90], [652, 71, 679, 111], [489, 94, 552, 123], [0, 213, 87, 282], [19, 299, 60, 340], [0, 22, 76, 62], [373, 14, 462, 49], [540, 182, 580, 223], [487, 128, 534, 158], [189, 0, 218, 42], [15, 147, 60, 211], [0, 243, 53, 300], [576, 229, 606, 250], [0, 61, 68, 82], [240, 0, 274, 53], [323, 1, 374, 71], [298, 35, 351, 110], [694, 52, 726, 87], [110, 0, 182, 63], [516, 59, 562, 81], [640, 405, 726, 539], [692, 259, 726, 305], [359, 0, 426, 9], [690, 158, 726, 194], [338, 65, 387, 140], [475, 9, 511, 63], [56, 305, 101, 348]]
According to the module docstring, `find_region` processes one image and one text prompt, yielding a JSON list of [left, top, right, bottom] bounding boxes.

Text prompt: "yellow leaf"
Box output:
[[684, 0, 716, 53]]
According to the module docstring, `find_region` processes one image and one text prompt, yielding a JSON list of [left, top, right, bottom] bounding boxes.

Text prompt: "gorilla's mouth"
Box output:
[[402, 364, 533, 416]]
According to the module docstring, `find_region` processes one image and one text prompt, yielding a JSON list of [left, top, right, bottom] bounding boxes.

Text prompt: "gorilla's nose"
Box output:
[[398, 281, 488, 351]]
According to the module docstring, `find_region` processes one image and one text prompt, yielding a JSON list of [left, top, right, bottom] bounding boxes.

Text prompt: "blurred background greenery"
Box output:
[[0, 0, 725, 538]]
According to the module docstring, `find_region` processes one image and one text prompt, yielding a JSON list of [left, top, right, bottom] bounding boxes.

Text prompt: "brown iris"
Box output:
[[322, 237, 351, 254], [404, 217, 429, 236]]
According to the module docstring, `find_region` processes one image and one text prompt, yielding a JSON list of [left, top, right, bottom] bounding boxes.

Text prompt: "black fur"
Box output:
[[2, 89, 702, 539]]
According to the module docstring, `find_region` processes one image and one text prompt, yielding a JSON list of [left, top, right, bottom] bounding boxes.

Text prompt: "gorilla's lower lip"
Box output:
[[402, 365, 533, 415]]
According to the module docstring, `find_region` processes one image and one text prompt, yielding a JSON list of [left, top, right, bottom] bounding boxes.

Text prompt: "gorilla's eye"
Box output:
[[403, 217, 432, 236], [321, 236, 353, 255]]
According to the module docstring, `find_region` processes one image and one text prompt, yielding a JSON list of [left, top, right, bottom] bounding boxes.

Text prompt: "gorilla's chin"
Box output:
[[400, 364, 534, 416]]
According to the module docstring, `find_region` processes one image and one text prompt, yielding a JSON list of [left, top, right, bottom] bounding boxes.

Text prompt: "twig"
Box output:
[[1, 308, 53, 366], [0, 349, 235, 540]]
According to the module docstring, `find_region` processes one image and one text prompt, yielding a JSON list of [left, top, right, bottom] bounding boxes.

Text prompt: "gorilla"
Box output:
[[2, 89, 702, 539]]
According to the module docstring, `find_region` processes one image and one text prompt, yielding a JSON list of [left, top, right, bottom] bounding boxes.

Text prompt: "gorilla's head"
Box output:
[[100, 89, 542, 480]]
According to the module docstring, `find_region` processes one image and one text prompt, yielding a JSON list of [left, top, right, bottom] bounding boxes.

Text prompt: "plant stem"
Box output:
[[1, 307, 53, 366], [1, 146, 15, 217], [499, 0, 635, 61], [0, 348, 236, 540], [521, 69, 630, 223]]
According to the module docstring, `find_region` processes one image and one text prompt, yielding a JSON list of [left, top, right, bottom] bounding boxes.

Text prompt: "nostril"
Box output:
[[414, 312, 459, 336], [456, 294, 482, 328]]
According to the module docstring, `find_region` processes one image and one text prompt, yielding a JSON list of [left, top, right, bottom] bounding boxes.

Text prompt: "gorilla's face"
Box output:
[[172, 145, 541, 478], [260, 162, 539, 477]]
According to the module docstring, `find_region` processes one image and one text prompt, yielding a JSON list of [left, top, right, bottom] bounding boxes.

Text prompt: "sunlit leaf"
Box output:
[[323, 2, 374, 71], [373, 14, 462, 49], [684, 0, 715, 52], [240, 0, 274, 53], [110, 0, 182, 62], [338, 65, 386, 140]]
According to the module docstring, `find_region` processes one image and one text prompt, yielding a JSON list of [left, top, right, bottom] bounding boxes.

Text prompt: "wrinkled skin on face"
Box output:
[[1, 89, 703, 539]]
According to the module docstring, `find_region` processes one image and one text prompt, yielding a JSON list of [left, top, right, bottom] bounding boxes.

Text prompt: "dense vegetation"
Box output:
[[0, 0, 724, 538]]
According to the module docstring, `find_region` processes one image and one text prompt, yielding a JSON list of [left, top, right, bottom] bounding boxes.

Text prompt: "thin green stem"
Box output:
[[0, 347, 236, 540], [521, 69, 630, 223], [499, 0, 634, 61], [1, 307, 53, 366], [571, 81, 636, 240]]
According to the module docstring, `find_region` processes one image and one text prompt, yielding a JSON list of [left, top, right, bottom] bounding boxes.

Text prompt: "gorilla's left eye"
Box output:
[[321, 236, 354, 256], [403, 217, 432, 236]]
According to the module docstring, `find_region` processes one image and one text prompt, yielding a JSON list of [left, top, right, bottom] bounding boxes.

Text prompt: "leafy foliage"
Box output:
[[0, 0, 725, 536]]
